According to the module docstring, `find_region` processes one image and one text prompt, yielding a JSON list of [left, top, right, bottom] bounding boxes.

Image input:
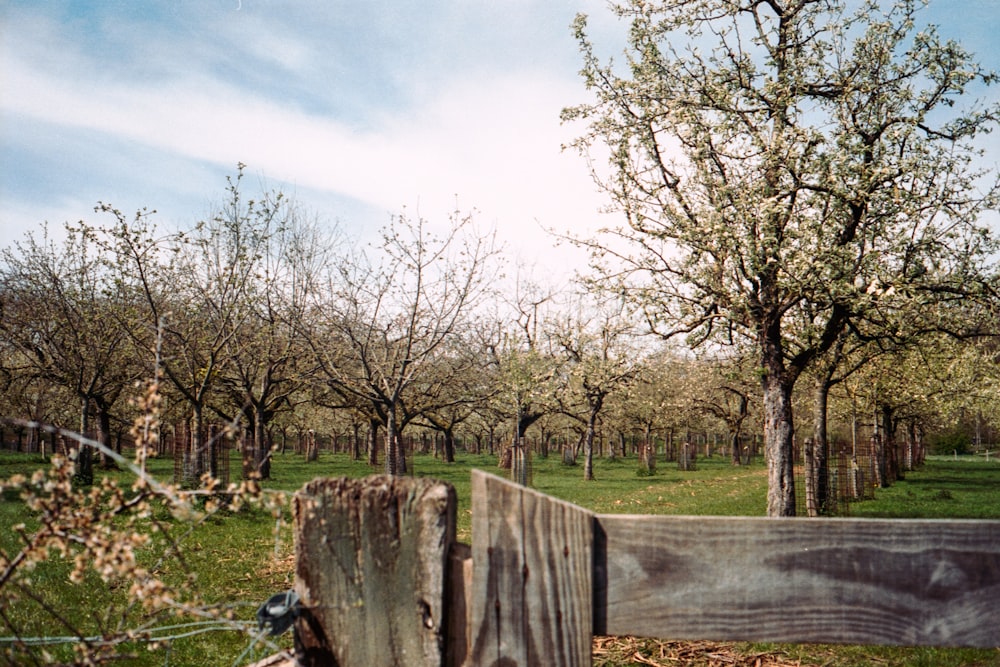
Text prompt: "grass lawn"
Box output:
[[850, 455, 1000, 519], [1, 449, 998, 666]]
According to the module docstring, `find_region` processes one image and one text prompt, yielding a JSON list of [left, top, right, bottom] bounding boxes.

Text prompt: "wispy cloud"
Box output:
[[8, 0, 990, 278], [1, 1, 608, 272]]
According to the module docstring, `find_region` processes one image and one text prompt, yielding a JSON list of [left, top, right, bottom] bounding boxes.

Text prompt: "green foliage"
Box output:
[[929, 430, 973, 455]]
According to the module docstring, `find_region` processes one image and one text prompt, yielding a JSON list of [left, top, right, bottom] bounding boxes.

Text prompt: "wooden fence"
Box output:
[[265, 470, 1000, 666]]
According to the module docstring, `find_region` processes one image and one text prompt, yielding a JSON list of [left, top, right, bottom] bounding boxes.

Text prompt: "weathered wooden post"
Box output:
[[467, 470, 593, 666], [292, 476, 457, 666], [254, 470, 1000, 667]]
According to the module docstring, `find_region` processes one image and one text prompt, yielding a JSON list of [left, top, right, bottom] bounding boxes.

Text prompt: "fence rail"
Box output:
[[274, 470, 1000, 666]]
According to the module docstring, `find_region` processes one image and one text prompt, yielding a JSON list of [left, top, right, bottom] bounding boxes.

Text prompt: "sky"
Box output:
[[2, 0, 998, 280]]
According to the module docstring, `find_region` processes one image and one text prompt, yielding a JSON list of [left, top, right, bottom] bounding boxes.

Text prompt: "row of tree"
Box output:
[[2, 1, 998, 516], [1, 163, 997, 508]]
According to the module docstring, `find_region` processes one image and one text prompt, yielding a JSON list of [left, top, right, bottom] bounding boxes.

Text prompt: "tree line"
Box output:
[[2, 163, 997, 510], [2, 1, 999, 518]]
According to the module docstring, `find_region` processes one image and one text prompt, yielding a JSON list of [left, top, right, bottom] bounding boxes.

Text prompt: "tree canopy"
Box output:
[[564, 0, 999, 514]]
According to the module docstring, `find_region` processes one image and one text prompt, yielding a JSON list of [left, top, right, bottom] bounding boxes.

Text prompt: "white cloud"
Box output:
[[3, 28, 609, 274], [1, 0, 631, 281], [4, 0, 996, 284]]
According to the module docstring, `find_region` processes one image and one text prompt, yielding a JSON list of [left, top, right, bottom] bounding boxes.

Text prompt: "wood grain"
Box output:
[[446, 542, 473, 667], [595, 514, 1000, 647], [468, 470, 594, 666], [292, 476, 456, 667], [284, 473, 999, 667]]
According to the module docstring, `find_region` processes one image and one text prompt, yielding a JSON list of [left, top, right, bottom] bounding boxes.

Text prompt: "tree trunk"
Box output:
[[351, 422, 361, 461], [730, 396, 746, 466], [396, 433, 408, 475], [677, 441, 697, 471], [241, 425, 254, 480], [880, 404, 897, 486], [186, 405, 206, 487], [385, 407, 402, 476], [444, 430, 456, 463], [96, 402, 117, 470], [368, 419, 379, 467], [804, 437, 817, 517], [306, 430, 319, 462], [241, 407, 270, 480], [872, 409, 887, 489], [908, 420, 925, 468], [808, 379, 831, 516], [560, 441, 576, 467], [762, 373, 796, 517], [498, 445, 513, 469], [639, 424, 655, 473], [730, 429, 742, 466], [256, 410, 272, 480], [76, 395, 94, 486], [512, 437, 529, 486], [583, 413, 596, 481], [385, 409, 397, 476]]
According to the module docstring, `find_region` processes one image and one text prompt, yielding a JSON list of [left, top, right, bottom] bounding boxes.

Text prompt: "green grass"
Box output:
[[1, 449, 998, 666], [849, 455, 1000, 519], [530, 454, 770, 516]]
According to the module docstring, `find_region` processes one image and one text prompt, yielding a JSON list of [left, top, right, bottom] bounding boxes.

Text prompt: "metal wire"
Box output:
[[0, 619, 256, 646]]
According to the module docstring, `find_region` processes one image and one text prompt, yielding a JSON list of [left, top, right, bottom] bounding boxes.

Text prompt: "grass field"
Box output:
[[1, 448, 998, 666]]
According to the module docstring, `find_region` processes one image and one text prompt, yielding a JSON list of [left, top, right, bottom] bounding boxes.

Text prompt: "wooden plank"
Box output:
[[292, 476, 456, 667], [468, 470, 594, 666], [446, 542, 473, 667], [595, 514, 1000, 647]]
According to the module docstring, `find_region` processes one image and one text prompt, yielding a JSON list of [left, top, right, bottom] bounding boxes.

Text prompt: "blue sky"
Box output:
[[2, 0, 998, 275]]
